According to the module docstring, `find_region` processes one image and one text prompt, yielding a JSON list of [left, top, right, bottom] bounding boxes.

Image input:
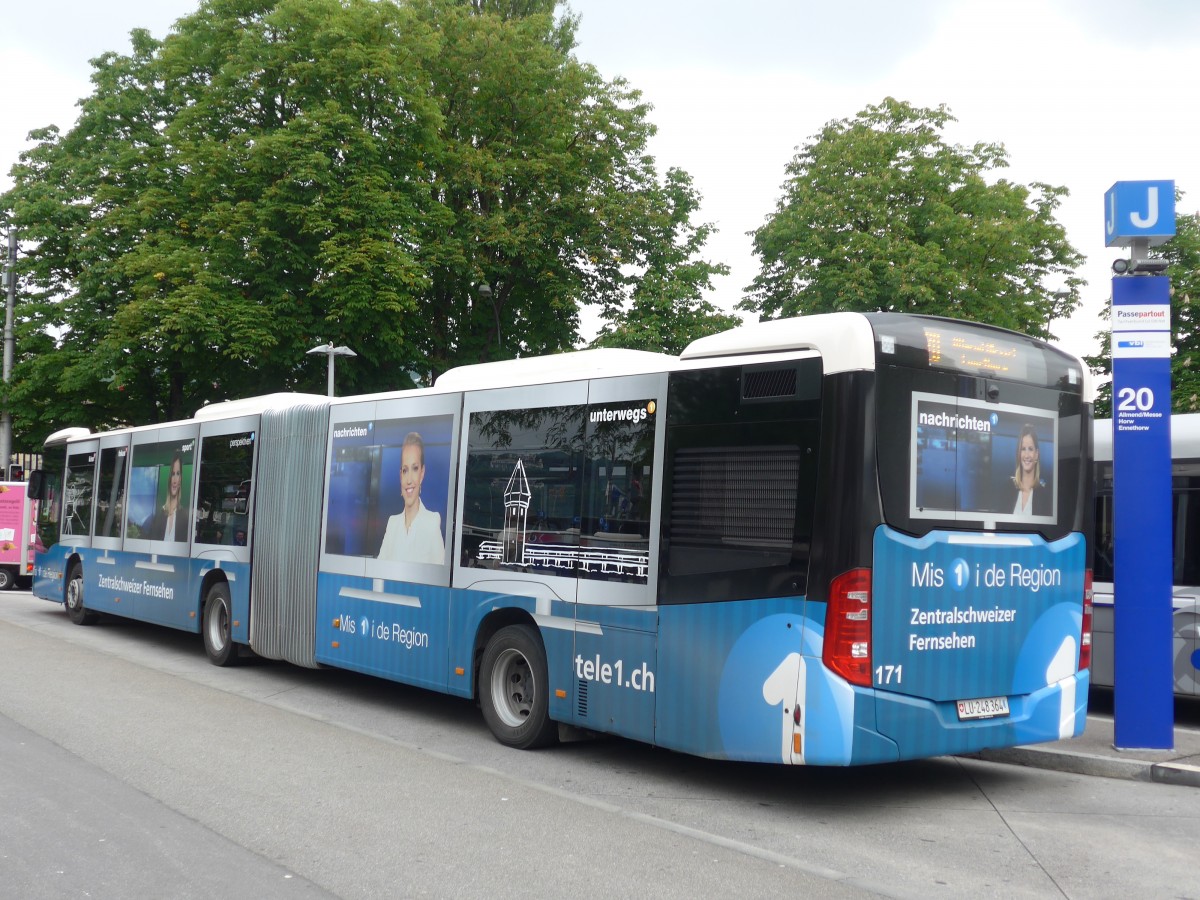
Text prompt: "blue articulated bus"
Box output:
[[30, 313, 1093, 764]]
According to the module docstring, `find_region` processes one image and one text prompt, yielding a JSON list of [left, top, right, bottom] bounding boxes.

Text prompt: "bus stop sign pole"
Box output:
[[1106, 179, 1175, 750]]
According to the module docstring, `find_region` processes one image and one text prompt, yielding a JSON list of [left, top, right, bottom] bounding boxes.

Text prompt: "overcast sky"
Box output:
[[3, 0, 1199, 361]]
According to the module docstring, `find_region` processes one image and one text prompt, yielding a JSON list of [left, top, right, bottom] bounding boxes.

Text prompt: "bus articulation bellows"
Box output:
[[30, 313, 1094, 764]]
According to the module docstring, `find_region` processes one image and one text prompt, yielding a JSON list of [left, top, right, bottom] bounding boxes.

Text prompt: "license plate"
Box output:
[[956, 696, 1010, 720]]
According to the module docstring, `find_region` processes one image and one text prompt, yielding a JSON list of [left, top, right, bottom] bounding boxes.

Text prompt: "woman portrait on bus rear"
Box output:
[[377, 432, 445, 565], [145, 452, 187, 541], [1011, 424, 1051, 518]]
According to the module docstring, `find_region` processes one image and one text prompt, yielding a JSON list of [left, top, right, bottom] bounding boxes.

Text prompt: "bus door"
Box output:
[[37, 438, 98, 600], [194, 416, 259, 647], [61, 440, 99, 548], [453, 381, 587, 714], [122, 424, 200, 629], [571, 373, 666, 745], [85, 433, 132, 615]]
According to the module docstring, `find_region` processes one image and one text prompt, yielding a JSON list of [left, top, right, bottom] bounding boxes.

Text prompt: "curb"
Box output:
[[975, 746, 1200, 787], [977, 746, 1154, 781], [1151, 762, 1200, 787]]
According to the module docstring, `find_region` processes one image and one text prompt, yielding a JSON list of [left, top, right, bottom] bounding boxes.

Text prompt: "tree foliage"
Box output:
[[1, 0, 724, 447], [590, 168, 736, 355], [742, 98, 1084, 339], [1086, 201, 1200, 418]]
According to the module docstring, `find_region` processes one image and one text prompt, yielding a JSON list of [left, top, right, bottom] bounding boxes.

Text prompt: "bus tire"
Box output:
[[202, 582, 239, 667], [64, 563, 98, 626], [479, 624, 558, 749], [0, 568, 12, 590]]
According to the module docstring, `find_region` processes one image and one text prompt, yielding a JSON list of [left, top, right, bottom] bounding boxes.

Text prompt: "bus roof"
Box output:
[[44, 427, 92, 448], [44, 314, 1088, 446], [193, 392, 330, 420], [680, 313, 877, 375], [437, 314, 882, 390], [435, 347, 673, 391]]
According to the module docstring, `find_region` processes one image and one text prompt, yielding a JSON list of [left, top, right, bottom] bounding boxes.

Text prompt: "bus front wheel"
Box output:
[[479, 624, 557, 749], [64, 563, 98, 626], [202, 582, 239, 667]]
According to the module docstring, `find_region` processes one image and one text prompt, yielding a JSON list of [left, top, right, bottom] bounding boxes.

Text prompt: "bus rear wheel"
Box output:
[[64, 563, 98, 626], [479, 624, 557, 749], [202, 582, 239, 667]]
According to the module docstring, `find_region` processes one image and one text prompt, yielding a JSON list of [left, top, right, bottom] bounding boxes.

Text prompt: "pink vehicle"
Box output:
[[0, 481, 34, 590]]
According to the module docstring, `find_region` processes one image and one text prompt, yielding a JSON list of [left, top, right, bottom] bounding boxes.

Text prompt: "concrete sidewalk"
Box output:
[[974, 715, 1200, 786]]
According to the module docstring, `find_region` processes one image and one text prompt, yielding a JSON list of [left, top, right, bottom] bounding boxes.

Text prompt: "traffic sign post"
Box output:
[[1106, 180, 1175, 750]]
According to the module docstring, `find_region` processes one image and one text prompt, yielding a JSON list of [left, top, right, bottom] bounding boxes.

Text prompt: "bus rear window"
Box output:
[[911, 392, 1058, 525], [876, 365, 1086, 541]]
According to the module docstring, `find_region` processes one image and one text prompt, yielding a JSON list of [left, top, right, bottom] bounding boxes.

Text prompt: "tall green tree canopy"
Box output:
[[1086, 201, 1200, 417], [742, 98, 1084, 339], [2, 0, 725, 445], [590, 168, 736, 355]]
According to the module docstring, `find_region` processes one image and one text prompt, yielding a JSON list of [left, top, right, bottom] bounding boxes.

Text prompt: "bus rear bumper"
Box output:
[[860, 670, 1090, 765]]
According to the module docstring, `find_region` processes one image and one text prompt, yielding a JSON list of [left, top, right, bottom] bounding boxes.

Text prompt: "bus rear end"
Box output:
[[839, 315, 1092, 763], [654, 313, 1090, 766]]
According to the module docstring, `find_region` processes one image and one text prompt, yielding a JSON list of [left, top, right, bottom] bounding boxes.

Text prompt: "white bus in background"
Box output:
[[1092, 415, 1200, 695]]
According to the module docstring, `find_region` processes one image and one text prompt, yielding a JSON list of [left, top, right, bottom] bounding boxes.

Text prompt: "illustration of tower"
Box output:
[[502, 459, 531, 564]]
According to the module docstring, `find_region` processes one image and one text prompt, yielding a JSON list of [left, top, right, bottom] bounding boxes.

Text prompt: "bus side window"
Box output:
[[196, 433, 256, 546], [94, 446, 128, 539], [661, 362, 821, 604], [32, 452, 65, 549], [63, 451, 96, 537], [460, 407, 585, 572], [579, 399, 656, 585]]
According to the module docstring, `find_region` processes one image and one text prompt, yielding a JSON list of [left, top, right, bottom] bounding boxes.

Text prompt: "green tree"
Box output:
[[5, 0, 441, 439], [142, 0, 440, 401], [1086, 202, 1200, 418], [591, 168, 736, 355], [742, 98, 1084, 339], [5, 30, 175, 435], [409, 0, 665, 374], [2, 0, 709, 446]]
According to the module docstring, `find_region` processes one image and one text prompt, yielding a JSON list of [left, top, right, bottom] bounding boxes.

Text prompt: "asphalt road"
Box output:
[[2, 591, 1199, 899]]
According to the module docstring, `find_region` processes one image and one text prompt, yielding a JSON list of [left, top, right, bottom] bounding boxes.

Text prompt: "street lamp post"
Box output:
[[476, 281, 500, 352], [0, 229, 15, 474], [307, 342, 357, 397]]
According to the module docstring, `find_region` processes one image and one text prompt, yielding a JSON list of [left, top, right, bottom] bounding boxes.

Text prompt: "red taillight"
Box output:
[[823, 568, 872, 687], [1078, 569, 1093, 671]]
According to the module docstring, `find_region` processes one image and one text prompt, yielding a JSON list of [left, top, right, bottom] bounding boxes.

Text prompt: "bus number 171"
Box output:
[[875, 664, 902, 685]]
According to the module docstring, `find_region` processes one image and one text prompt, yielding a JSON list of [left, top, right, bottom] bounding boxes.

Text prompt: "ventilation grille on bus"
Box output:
[[669, 446, 799, 547], [577, 679, 588, 718], [743, 367, 797, 400]]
